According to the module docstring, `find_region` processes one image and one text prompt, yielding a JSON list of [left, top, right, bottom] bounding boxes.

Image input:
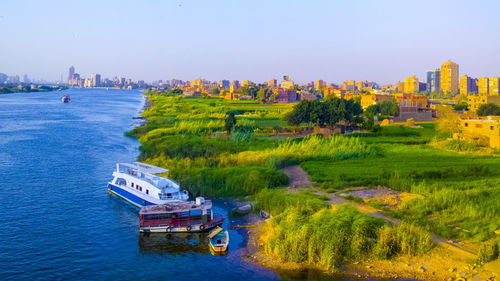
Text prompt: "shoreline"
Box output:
[[240, 219, 499, 281]]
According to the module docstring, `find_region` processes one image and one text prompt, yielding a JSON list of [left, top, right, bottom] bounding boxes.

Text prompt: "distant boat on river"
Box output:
[[61, 95, 71, 102]]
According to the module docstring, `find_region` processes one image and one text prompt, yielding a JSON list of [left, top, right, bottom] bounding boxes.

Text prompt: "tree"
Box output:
[[257, 88, 268, 103], [491, 241, 499, 260], [212, 87, 220, 95], [477, 103, 500, 116], [437, 111, 462, 134], [225, 112, 237, 134], [285, 98, 362, 128], [453, 102, 468, 111]]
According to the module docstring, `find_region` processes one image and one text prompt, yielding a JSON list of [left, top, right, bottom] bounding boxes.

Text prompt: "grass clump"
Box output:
[[262, 203, 432, 271]]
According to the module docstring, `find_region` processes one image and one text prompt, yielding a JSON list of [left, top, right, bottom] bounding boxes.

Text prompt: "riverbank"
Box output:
[[0, 84, 67, 94], [241, 221, 499, 281]]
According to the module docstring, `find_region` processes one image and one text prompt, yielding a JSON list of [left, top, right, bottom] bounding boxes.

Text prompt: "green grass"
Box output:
[[262, 203, 432, 271], [132, 93, 500, 242], [302, 131, 500, 240]]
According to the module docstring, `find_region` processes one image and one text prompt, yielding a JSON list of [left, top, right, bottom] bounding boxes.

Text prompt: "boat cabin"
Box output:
[[139, 197, 224, 232]]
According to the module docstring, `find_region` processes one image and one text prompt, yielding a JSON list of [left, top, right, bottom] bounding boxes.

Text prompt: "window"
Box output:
[[131, 183, 134, 187], [475, 124, 482, 129], [146, 189, 149, 194], [464, 123, 468, 127], [491, 126, 494, 130]]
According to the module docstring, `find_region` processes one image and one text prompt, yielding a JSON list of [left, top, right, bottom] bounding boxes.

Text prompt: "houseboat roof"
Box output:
[[140, 200, 212, 214], [119, 162, 168, 174]]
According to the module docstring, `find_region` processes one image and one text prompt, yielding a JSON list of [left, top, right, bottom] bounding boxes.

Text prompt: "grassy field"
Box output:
[[130, 92, 499, 269], [303, 126, 500, 240]]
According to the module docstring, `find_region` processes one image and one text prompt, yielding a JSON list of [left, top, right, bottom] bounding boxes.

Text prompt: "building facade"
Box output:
[[459, 75, 478, 95], [404, 75, 419, 94], [426, 69, 440, 93], [489, 77, 500, 95], [440, 61, 459, 94], [459, 117, 500, 148]]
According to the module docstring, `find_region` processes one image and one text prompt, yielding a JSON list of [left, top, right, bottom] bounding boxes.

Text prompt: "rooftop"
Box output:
[[140, 200, 212, 214], [119, 162, 168, 174]]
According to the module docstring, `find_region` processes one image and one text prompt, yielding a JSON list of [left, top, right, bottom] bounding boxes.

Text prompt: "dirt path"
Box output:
[[282, 165, 312, 188]]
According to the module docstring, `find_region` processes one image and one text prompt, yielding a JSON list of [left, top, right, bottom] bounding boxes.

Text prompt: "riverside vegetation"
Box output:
[[128, 90, 500, 273]]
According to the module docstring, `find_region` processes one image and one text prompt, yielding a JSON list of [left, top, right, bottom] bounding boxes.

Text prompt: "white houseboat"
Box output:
[[108, 162, 189, 208]]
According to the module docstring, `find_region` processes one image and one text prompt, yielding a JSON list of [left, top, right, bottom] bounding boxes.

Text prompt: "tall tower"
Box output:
[[426, 69, 440, 93], [404, 75, 419, 94], [440, 60, 459, 94], [68, 66, 75, 83], [91, 74, 101, 87]]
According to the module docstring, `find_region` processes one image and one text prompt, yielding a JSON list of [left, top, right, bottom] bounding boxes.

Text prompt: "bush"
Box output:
[[477, 244, 489, 264], [178, 166, 289, 197], [444, 139, 478, 152], [264, 204, 384, 270], [374, 223, 433, 259], [491, 241, 499, 260]]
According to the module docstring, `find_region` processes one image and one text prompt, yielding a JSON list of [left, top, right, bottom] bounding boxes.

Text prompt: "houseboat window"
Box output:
[[464, 123, 468, 127], [131, 183, 134, 187], [491, 126, 494, 130], [475, 124, 482, 129], [140, 186, 142, 191], [146, 189, 149, 194], [190, 209, 202, 216]]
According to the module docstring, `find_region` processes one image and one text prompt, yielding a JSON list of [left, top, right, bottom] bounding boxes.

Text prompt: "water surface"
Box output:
[[0, 89, 369, 281]]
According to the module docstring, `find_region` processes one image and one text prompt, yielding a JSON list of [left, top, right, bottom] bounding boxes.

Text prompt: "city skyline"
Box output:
[[1, 0, 500, 84]]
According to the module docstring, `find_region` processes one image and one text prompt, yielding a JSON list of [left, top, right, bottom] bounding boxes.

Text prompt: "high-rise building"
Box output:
[[404, 75, 419, 94], [459, 75, 478, 95], [315, 79, 325, 90], [268, 79, 277, 88], [478, 77, 489, 95], [20, 74, 30, 83], [440, 61, 459, 94], [426, 69, 440, 93], [342, 80, 356, 91], [218, 80, 230, 88], [281, 80, 294, 90], [91, 74, 101, 87], [396, 81, 404, 93], [489, 77, 500, 95], [283, 75, 289, 81], [231, 80, 240, 87], [68, 66, 75, 83], [419, 82, 427, 92]]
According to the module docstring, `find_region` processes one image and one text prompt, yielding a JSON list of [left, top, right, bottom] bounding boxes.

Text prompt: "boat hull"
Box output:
[[140, 216, 225, 233], [209, 245, 228, 252], [108, 183, 175, 208]]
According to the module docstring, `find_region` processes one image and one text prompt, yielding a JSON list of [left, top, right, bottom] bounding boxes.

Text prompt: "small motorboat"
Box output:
[[61, 95, 71, 103], [208, 226, 229, 253]]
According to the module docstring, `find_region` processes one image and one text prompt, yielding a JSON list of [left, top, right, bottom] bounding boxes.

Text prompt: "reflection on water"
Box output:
[[138, 232, 211, 256]]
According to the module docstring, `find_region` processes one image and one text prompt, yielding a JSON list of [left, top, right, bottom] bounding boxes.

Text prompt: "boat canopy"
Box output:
[[140, 200, 212, 214], [208, 226, 223, 238], [119, 162, 168, 174]]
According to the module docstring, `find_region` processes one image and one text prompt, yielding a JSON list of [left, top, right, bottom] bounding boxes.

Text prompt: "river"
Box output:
[[0, 88, 362, 281]]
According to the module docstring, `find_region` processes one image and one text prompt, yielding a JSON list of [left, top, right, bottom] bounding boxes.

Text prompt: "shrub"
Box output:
[[374, 222, 433, 259]]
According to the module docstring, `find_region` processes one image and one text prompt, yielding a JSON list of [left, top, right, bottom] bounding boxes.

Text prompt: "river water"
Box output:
[[0, 88, 360, 281]]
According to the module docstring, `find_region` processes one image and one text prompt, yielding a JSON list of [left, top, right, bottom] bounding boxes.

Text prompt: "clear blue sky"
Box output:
[[1, 0, 499, 84]]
